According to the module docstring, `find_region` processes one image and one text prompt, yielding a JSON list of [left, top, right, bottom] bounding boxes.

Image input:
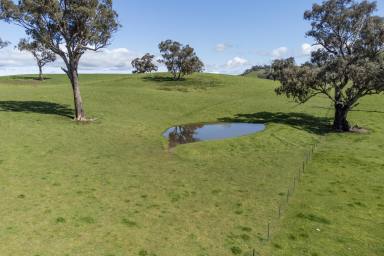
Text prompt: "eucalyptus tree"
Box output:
[[131, 53, 158, 74], [272, 0, 384, 131], [158, 40, 204, 80], [0, 0, 120, 121], [18, 38, 56, 80]]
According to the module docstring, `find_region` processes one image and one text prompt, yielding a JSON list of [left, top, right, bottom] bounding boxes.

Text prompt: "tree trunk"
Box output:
[[333, 105, 350, 131], [70, 69, 86, 121], [172, 71, 178, 80], [38, 65, 43, 81]]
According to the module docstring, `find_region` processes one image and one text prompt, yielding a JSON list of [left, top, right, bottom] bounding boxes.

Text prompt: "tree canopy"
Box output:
[[0, 0, 120, 121], [131, 53, 158, 74], [18, 38, 56, 80], [158, 40, 204, 80], [241, 65, 274, 79], [272, 0, 384, 131]]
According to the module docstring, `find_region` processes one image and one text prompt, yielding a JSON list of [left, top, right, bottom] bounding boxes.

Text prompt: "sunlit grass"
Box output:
[[0, 73, 382, 255]]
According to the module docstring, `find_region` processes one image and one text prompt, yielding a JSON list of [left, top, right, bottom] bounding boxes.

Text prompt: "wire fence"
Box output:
[[245, 105, 333, 256]]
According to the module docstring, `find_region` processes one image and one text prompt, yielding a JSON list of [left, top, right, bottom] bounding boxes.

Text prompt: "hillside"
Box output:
[[0, 73, 382, 256]]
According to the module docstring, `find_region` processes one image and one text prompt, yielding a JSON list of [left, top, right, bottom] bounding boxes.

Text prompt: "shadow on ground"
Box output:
[[142, 76, 185, 83], [0, 101, 73, 118], [10, 76, 52, 81], [312, 105, 384, 114], [218, 112, 332, 135], [142, 75, 223, 93]]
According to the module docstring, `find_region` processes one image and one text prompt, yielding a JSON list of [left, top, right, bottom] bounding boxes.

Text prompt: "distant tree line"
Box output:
[[241, 65, 274, 80], [131, 39, 204, 80]]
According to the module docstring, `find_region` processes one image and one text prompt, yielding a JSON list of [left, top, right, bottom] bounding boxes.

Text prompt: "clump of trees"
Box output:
[[158, 40, 204, 80], [272, 0, 384, 132], [241, 65, 274, 80], [18, 38, 56, 80], [0, 0, 120, 121], [131, 53, 158, 74]]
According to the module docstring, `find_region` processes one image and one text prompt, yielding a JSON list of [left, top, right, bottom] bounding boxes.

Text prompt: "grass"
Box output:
[[0, 73, 382, 255]]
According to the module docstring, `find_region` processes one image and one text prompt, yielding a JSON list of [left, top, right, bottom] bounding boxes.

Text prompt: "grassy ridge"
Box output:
[[0, 73, 382, 256]]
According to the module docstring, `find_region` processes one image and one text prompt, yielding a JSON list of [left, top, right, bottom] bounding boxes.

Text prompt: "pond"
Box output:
[[163, 122, 265, 148]]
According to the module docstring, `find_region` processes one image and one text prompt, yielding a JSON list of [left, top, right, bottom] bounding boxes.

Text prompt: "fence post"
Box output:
[[298, 168, 301, 181], [286, 189, 290, 202]]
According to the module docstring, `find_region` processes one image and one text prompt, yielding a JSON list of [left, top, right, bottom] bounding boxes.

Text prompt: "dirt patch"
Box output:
[[350, 126, 369, 134]]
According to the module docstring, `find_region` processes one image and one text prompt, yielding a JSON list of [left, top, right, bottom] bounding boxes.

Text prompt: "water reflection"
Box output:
[[163, 122, 265, 148]]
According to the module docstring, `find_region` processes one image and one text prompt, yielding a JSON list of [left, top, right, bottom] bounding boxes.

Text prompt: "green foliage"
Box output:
[[131, 53, 158, 74], [18, 38, 56, 80], [158, 40, 204, 80], [18, 39, 56, 66], [241, 65, 274, 80], [272, 0, 384, 131], [0, 0, 120, 120]]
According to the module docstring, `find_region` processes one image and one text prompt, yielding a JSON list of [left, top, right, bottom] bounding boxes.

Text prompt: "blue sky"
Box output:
[[0, 0, 383, 75]]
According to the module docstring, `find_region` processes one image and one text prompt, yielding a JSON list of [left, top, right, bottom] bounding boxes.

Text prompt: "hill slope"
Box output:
[[0, 73, 382, 256]]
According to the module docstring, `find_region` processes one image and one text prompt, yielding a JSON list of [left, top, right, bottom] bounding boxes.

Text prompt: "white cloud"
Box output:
[[272, 47, 288, 59], [215, 43, 232, 52], [301, 43, 322, 55], [226, 56, 248, 68], [80, 48, 137, 69], [0, 48, 35, 67], [204, 56, 251, 75], [0, 47, 141, 76]]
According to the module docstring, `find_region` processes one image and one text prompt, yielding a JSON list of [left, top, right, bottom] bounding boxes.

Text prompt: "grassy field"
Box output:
[[0, 73, 382, 256]]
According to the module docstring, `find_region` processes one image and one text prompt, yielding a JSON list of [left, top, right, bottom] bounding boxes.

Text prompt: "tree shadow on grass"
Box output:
[[218, 112, 332, 135], [0, 101, 73, 118], [312, 105, 384, 114], [142, 76, 185, 83], [10, 76, 52, 81]]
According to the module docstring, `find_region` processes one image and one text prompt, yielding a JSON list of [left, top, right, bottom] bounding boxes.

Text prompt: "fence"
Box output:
[[246, 105, 333, 256]]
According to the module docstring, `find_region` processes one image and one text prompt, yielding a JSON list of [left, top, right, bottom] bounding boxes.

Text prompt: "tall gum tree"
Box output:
[[272, 0, 384, 131], [0, 0, 120, 121]]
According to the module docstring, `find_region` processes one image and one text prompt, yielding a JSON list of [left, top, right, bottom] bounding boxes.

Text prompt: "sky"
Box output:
[[0, 0, 383, 75]]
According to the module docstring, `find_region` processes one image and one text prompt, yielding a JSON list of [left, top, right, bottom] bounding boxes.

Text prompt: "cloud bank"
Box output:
[[301, 43, 322, 56], [272, 47, 288, 59], [0, 47, 140, 76], [0, 42, 320, 76]]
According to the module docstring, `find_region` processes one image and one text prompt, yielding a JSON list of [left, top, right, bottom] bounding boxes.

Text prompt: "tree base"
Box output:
[[333, 107, 350, 132], [350, 126, 369, 134], [74, 116, 88, 122], [73, 117, 97, 123], [332, 125, 351, 132]]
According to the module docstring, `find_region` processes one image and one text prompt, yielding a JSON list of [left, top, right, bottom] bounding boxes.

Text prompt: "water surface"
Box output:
[[163, 122, 265, 148]]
